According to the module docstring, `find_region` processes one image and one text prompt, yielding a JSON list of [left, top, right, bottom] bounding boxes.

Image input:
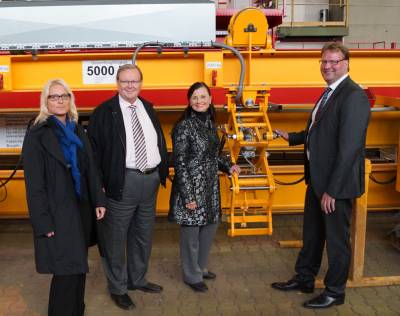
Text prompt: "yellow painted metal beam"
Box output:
[[376, 95, 400, 108], [1, 49, 400, 92]]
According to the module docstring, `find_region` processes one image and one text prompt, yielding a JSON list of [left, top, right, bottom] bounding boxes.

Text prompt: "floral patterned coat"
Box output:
[[169, 111, 231, 226]]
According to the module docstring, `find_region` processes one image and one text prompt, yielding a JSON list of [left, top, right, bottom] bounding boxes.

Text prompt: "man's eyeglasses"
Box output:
[[48, 94, 71, 102], [319, 59, 346, 66], [119, 80, 142, 86]]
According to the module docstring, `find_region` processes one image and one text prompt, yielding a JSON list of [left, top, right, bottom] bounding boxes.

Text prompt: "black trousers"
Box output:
[[294, 184, 352, 297], [48, 274, 86, 316]]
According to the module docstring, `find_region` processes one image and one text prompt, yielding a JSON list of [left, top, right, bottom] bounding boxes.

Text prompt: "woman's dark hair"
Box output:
[[187, 81, 211, 101], [177, 82, 216, 124]]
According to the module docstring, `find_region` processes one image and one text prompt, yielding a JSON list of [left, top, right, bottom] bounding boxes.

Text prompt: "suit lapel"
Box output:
[[311, 77, 350, 127], [110, 94, 126, 150], [41, 127, 67, 167]]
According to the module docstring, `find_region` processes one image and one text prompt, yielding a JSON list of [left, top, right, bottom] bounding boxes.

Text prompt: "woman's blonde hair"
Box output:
[[34, 79, 78, 124]]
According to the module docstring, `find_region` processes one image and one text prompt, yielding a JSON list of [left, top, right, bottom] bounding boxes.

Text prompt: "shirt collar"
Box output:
[[328, 73, 348, 91], [119, 95, 141, 108]]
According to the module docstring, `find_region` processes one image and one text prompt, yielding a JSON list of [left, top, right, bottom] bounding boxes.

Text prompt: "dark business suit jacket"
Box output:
[[288, 76, 371, 199], [87, 94, 169, 201]]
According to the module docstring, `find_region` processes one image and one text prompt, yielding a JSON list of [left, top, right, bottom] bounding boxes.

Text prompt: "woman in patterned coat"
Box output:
[[169, 82, 240, 292]]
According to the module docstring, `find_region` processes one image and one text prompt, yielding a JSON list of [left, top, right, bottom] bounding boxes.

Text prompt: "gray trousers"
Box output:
[[180, 222, 218, 284], [99, 169, 160, 295]]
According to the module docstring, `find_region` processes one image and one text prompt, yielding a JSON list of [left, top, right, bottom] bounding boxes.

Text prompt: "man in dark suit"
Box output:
[[88, 64, 169, 310], [271, 42, 370, 309]]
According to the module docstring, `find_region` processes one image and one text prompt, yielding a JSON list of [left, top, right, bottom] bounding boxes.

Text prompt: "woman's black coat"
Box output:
[[169, 111, 231, 226], [23, 118, 106, 275]]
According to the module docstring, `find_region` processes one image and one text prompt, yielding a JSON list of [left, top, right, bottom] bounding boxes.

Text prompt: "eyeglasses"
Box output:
[[319, 59, 346, 66], [48, 94, 71, 102], [119, 80, 142, 86]]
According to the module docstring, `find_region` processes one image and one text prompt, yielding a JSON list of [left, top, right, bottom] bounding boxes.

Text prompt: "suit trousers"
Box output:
[[294, 184, 352, 297], [48, 273, 86, 316], [99, 169, 160, 295], [180, 222, 218, 284]]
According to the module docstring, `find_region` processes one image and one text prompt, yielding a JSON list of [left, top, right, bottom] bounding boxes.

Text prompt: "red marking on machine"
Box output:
[[0, 87, 398, 109]]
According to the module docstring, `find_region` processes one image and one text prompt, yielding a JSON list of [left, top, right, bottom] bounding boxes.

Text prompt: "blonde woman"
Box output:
[[23, 79, 106, 316]]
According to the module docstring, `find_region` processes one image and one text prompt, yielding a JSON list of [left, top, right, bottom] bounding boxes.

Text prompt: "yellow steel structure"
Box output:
[[225, 7, 273, 49], [224, 88, 276, 236], [222, 8, 277, 236], [0, 8, 399, 225], [1, 49, 400, 93], [1, 50, 400, 93]]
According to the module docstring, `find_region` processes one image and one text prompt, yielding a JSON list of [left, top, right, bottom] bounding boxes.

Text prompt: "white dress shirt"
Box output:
[[119, 95, 161, 169]]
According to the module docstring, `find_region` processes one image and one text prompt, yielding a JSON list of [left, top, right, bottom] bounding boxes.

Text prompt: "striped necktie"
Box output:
[[306, 87, 332, 153], [315, 87, 332, 121], [129, 105, 147, 172]]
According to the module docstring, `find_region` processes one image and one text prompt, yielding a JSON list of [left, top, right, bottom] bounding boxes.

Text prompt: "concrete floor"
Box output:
[[1, 213, 400, 316]]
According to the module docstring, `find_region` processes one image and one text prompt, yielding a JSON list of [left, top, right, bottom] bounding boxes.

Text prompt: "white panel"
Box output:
[[0, 2, 216, 50]]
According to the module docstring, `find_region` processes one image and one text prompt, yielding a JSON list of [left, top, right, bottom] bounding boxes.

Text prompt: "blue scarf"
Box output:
[[50, 116, 83, 198]]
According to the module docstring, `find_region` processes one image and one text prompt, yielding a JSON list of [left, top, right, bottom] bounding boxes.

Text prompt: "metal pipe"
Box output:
[[282, 0, 286, 17], [371, 107, 399, 112], [132, 41, 245, 105], [228, 174, 267, 178], [211, 41, 245, 104], [132, 41, 164, 65], [230, 186, 270, 190], [290, 0, 294, 27], [223, 103, 283, 112]]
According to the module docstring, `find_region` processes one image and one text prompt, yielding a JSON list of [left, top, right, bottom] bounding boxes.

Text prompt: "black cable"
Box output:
[[274, 176, 305, 186], [0, 163, 20, 188], [369, 173, 397, 185], [0, 179, 7, 202], [275, 173, 397, 186]]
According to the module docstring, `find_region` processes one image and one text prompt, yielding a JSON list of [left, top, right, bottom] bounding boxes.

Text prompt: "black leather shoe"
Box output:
[[303, 293, 345, 309], [110, 293, 135, 310], [131, 282, 163, 293], [271, 279, 314, 293], [185, 281, 208, 292], [203, 271, 216, 280]]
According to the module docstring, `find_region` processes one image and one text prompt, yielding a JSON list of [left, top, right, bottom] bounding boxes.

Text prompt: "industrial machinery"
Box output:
[[222, 8, 276, 236], [0, 2, 399, 240]]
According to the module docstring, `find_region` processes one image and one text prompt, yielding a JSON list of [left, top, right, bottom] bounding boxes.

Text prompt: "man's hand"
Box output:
[[185, 201, 197, 210], [274, 129, 289, 141], [96, 207, 106, 220], [321, 192, 335, 214], [46, 231, 55, 238]]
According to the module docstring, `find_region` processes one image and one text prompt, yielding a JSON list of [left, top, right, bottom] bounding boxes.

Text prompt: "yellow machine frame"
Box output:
[[0, 8, 399, 231]]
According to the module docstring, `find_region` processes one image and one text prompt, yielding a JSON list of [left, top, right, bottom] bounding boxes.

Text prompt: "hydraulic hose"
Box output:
[[132, 42, 165, 65], [211, 41, 245, 104]]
